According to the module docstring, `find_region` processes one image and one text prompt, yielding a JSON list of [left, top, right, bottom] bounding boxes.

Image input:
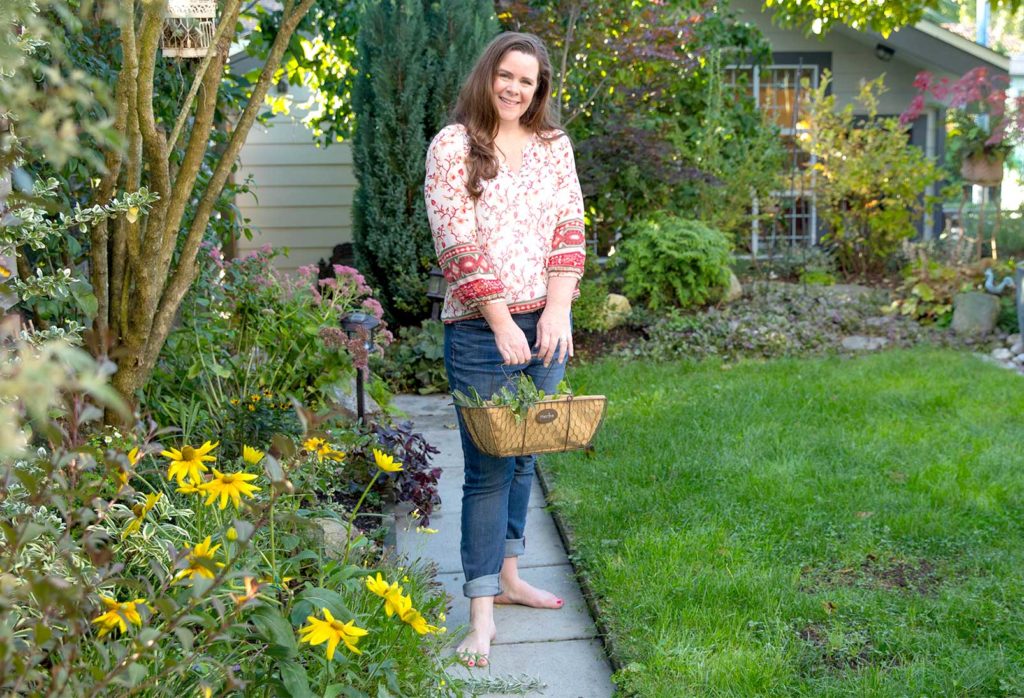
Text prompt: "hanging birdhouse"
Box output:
[[161, 0, 216, 59]]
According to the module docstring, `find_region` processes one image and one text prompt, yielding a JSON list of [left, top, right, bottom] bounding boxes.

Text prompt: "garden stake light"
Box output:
[[426, 266, 448, 321], [340, 311, 380, 422]]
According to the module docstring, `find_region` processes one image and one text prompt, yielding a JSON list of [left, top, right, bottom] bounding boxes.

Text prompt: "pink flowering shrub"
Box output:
[[901, 68, 1024, 163], [147, 245, 392, 450]]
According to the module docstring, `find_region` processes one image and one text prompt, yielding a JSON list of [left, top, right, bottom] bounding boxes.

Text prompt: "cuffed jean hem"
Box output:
[[463, 573, 502, 598], [504, 537, 525, 558]]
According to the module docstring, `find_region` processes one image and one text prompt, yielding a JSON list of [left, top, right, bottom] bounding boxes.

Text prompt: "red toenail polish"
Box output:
[[468, 661, 475, 667]]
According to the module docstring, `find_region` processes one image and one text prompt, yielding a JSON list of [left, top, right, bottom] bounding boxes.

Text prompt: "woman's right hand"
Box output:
[[479, 302, 531, 364], [492, 320, 532, 365]]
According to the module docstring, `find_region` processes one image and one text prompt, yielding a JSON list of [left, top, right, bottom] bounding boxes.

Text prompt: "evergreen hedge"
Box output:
[[352, 0, 497, 323]]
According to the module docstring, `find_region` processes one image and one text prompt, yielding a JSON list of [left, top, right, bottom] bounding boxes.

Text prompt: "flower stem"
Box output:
[[343, 470, 380, 564]]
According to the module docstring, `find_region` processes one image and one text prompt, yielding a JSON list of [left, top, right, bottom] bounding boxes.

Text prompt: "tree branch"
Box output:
[[144, 0, 318, 371], [90, 6, 134, 335], [158, 0, 243, 277], [166, 3, 239, 153], [133, 0, 172, 301], [555, 2, 580, 122], [109, 1, 142, 339], [563, 74, 611, 128]]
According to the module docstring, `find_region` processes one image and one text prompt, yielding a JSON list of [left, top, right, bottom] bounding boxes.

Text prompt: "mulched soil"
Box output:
[[574, 325, 647, 362]]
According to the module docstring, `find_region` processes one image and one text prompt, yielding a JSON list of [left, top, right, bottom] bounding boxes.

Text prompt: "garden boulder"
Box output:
[[313, 517, 364, 560], [722, 271, 743, 304], [951, 292, 1000, 336], [602, 293, 632, 329], [841, 335, 888, 351]]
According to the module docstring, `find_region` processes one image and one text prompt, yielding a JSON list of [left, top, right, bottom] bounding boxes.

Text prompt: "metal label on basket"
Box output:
[[534, 408, 558, 424]]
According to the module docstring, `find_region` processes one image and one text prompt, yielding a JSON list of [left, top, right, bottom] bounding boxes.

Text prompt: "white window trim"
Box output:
[[728, 63, 821, 251]]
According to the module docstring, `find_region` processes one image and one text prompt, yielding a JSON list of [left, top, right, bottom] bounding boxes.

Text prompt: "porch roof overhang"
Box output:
[[834, 20, 1010, 77]]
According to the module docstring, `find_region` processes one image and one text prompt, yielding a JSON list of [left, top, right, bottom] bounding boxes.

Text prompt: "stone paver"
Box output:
[[445, 639, 613, 698], [389, 394, 615, 697]]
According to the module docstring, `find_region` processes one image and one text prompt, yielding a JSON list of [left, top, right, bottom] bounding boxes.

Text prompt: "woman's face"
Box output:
[[491, 50, 540, 127]]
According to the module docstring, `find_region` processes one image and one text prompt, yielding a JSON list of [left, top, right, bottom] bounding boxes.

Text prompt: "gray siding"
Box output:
[[235, 100, 355, 274]]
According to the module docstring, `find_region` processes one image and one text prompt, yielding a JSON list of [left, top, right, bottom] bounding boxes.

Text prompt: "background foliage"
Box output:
[[804, 74, 944, 275], [351, 0, 498, 324]]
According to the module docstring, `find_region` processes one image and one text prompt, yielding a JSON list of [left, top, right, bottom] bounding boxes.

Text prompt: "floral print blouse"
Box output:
[[424, 123, 586, 323]]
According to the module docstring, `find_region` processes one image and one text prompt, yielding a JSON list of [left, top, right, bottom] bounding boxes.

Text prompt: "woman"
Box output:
[[424, 32, 586, 667]]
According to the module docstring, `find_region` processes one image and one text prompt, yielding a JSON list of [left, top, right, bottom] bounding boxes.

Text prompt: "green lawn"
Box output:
[[544, 349, 1024, 697]]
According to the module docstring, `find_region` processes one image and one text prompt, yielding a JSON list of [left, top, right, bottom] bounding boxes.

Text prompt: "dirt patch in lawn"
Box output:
[[801, 553, 942, 595], [797, 622, 901, 673], [798, 623, 875, 671]]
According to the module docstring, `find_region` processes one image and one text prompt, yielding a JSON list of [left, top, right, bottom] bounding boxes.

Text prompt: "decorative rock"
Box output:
[[864, 316, 891, 328], [1009, 333, 1022, 345], [722, 271, 743, 304], [602, 294, 632, 329], [329, 379, 382, 418], [1011, 341, 1024, 355], [992, 347, 1014, 361], [841, 335, 889, 351], [951, 292, 1000, 336], [313, 517, 361, 560]]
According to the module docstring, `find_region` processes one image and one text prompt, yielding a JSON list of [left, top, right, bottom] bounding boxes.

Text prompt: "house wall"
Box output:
[[235, 89, 355, 274], [731, 0, 945, 116]]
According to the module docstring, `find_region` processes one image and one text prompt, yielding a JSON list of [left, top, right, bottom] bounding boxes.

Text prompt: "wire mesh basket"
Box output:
[[459, 395, 607, 458]]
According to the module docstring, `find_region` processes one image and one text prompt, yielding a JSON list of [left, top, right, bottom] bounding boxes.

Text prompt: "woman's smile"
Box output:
[[491, 50, 538, 125]]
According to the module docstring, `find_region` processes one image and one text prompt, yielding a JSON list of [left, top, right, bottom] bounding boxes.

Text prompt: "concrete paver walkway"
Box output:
[[389, 394, 615, 697]]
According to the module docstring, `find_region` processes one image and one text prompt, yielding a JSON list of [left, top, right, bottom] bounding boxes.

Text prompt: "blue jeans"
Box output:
[[444, 311, 567, 598]]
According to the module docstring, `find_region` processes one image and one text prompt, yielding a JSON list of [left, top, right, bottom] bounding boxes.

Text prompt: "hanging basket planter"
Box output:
[[960, 151, 1005, 187], [162, 0, 216, 59]]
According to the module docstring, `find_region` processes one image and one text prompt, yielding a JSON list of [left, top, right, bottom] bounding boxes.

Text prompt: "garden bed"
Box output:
[[577, 281, 1006, 364]]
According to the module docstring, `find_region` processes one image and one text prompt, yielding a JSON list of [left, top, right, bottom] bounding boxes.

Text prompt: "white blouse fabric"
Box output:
[[424, 123, 586, 323]]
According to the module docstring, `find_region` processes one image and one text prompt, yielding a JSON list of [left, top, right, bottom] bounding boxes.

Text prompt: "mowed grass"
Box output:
[[543, 348, 1024, 697]]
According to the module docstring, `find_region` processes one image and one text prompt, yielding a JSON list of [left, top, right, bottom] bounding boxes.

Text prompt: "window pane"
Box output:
[[758, 67, 815, 130]]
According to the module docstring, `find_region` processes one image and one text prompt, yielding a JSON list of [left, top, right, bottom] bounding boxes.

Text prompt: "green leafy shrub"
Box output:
[[804, 72, 944, 275], [145, 248, 393, 456], [571, 257, 613, 333], [620, 214, 732, 310], [374, 320, 448, 395], [886, 261, 961, 324], [1, 179, 158, 344]]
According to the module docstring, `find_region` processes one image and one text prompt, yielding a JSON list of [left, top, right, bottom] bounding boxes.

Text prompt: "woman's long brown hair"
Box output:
[[452, 32, 561, 199]]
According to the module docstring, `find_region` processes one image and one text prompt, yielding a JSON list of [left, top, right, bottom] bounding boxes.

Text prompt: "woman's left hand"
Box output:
[[536, 305, 573, 367]]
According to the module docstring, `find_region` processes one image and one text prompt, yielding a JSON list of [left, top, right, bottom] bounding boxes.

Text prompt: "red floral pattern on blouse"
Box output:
[[424, 123, 586, 323]]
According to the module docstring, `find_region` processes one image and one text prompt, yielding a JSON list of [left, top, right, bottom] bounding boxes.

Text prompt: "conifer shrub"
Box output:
[[351, 0, 497, 323]]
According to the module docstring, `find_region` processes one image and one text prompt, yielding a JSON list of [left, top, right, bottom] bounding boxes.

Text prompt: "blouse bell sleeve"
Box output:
[[424, 127, 506, 308], [546, 134, 587, 281]]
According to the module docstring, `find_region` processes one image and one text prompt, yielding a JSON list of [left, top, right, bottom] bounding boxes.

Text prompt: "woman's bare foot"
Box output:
[[494, 576, 564, 608], [495, 556, 564, 609], [455, 597, 497, 667]]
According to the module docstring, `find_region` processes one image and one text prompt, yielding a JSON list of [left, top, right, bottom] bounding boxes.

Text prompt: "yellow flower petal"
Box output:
[[373, 448, 403, 473]]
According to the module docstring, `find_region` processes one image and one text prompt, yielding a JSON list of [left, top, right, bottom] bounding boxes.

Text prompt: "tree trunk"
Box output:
[[90, 0, 318, 406]]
